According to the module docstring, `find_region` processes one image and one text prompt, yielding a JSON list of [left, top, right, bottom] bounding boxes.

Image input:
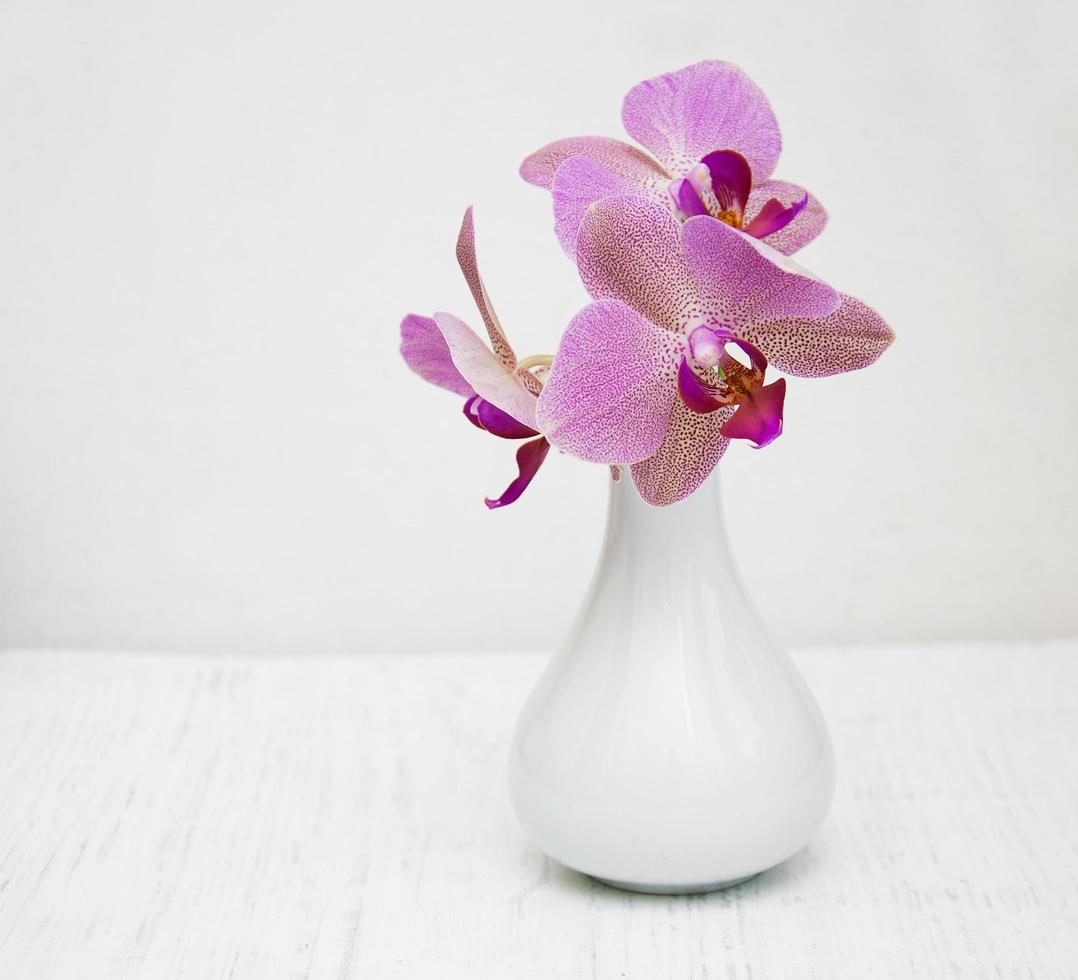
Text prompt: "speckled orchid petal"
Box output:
[[743, 181, 826, 255], [485, 437, 551, 510], [621, 61, 782, 181], [739, 293, 894, 378], [536, 300, 683, 464], [433, 312, 537, 429], [681, 216, 839, 329], [466, 395, 539, 439], [516, 366, 544, 397], [456, 208, 516, 369], [551, 155, 661, 258], [520, 136, 667, 189], [630, 399, 736, 507], [720, 377, 786, 448], [576, 196, 700, 334], [700, 149, 753, 218], [400, 314, 474, 398]]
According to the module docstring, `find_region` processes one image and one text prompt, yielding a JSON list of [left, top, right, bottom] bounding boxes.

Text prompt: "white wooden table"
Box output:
[[1, 644, 1076, 978]]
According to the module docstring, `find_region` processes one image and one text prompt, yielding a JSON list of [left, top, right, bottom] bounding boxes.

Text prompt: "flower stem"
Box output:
[[516, 354, 554, 372]]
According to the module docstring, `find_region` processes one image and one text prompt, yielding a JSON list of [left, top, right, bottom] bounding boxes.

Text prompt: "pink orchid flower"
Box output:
[[521, 60, 826, 260], [400, 209, 551, 508], [535, 199, 894, 506]]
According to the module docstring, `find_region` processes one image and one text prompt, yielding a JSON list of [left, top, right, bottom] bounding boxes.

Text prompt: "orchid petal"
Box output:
[[621, 61, 782, 181], [630, 399, 735, 507], [517, 363, 546, 399], [463, 393, 486, 430], [742, 198, 790, 236], [536, 300, 683, 464], [700, 149, 753, 217], [551, 156, 652, 258], [485, 437, 551, 510], [681, 216, 839, 330], [472, 396, 539, 439], [719, 377, 786, 448], [576, 196, 700, 334], [456, 207, 516, 369], [670, 177, 710, 218], [520, 136, 667, 189], [743, 193, 806, 239], [743, 181, 827, 255], [433, 312, 537, 429], [739, 293, 895, 378], [400, 314, 474, 398]]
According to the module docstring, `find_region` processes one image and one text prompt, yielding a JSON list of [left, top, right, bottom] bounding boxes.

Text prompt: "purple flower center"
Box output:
[[666, 149, 808, 242], [678, 325, 786, 449]]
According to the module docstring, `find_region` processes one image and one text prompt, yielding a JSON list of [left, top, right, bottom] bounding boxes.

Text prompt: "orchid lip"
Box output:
[[679, 325, 783, 449], [677, 355, 731, 414], [668, 178, 709, 220], [464, 394, 539, 440], [663, 150, 809, 248], [719, 377, 786, 448]]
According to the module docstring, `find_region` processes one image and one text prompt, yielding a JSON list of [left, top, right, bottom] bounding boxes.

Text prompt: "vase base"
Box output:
[[591, 873, 756, 896]]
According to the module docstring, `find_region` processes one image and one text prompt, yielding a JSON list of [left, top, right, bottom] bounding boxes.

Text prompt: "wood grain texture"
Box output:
[[0, 644, 1076, 978]]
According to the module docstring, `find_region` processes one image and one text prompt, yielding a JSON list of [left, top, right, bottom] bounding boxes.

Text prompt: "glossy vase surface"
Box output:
[[508, 471, 835, 894]]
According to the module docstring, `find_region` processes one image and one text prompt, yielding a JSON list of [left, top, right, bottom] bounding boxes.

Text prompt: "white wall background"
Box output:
[[1, 0, 1075, 653]]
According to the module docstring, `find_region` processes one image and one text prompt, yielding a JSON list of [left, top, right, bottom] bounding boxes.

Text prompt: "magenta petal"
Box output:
[[677, 356, 726, 414], [485, 437, 551, 510], [472, 396, 539, 439], [743, 193, 807, 239], [743, 197, 788, 235], [463, 393, 485, 430], [681, 216, 839, 328], [536, 299, 683, 464], [671, 178, 710, 218], [700, 149, 753, 216], [575, 196, 699, 334], [520, 136, 666, 189], [621, 61, 782, 181], [552, 155, 641, 258], [743, 181, 827, 255], [740, 293, 895, 378], [720, 378, 786, 448], [400, 314, 474, 398]]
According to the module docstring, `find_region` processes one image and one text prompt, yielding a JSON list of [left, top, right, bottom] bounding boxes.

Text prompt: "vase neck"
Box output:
[[603, 471, 731, 566]]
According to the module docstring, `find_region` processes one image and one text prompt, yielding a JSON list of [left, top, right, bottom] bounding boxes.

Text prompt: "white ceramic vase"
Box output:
[[508, 470, 835, 894]]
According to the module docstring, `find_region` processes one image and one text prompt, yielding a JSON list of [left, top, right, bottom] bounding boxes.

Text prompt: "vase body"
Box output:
[[508, 471, 835, 894]]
